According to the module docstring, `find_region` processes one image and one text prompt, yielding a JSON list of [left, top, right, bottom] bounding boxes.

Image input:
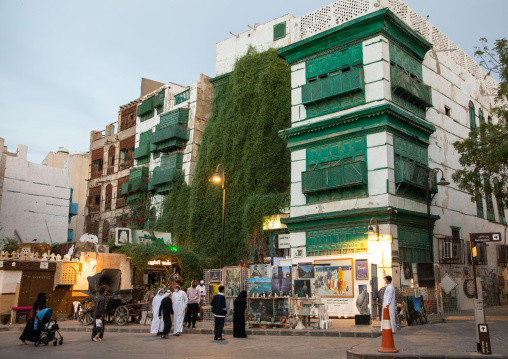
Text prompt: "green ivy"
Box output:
[[156, 48, 291, 268]]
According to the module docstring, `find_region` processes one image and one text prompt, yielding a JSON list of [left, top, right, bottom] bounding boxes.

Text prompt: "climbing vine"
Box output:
[[157, 48, 291, 268]]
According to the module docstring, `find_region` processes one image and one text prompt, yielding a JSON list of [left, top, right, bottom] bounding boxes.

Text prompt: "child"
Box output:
[[93, 314, 103, 342]]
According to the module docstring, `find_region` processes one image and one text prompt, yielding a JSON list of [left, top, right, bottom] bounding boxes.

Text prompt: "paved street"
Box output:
[[0, 331, 367, 359]]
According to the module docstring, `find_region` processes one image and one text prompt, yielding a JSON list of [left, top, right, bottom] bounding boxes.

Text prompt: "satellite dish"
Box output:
[[79, 233, 99, 243]]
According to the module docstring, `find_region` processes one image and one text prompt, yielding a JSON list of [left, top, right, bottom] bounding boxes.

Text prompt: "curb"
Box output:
[[0, 325, 381, 338], [346, 348, 508, 359]]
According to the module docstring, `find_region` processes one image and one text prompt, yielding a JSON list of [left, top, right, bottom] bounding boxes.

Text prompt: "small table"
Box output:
[[10, 307, 32, 325]]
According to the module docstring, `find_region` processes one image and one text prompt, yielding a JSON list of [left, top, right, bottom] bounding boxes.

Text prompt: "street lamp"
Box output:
[[211, 164, 226, 269], [426, 168, 450, 263]]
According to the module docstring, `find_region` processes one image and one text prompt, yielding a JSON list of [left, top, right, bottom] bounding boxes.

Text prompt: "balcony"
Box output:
[[394, 158, 438, 194], [133, 142, 151, 160], [391, 66, 432, 108], [149, 168, 183, 195], [302, 161, 367, 194], [175, 89, 190, 105], [151, 124, 189, 152], [125, 167, 149, 193], [301, 67, 364, 105]]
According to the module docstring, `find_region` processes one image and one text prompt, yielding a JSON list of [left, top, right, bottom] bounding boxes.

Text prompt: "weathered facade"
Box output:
[[214, 0, 507, 314], [0, 139, 87, 245]]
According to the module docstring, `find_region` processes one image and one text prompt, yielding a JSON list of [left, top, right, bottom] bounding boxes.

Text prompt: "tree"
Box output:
[[452, 38, 508, 209]]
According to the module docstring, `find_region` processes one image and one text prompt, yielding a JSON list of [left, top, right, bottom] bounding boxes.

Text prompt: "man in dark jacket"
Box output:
[[92, 287, 106, 340], [211, 285, 228, 340]]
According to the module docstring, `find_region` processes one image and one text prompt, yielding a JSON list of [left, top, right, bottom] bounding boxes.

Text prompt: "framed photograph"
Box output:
[[247, 298, 273, 323], [271, 266, 292, 296], [115, 228, 131, 246], [297, 264, 315, 278], [224, 267, 241, 297], [209, 269, 222, 283], [314, 259, 354, 297], [355, 259, 368, 280], [294, 279, 311, 297], [209, 284, 220, 300], [403, 262, 413, 279], [406, 296, 428, 326], [275, 298, 289, 319]]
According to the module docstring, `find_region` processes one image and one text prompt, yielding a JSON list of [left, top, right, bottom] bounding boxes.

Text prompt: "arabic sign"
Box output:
[[478, 324, 492, 354], [471, 233, 501, 242], [278, 234, 291, 248]]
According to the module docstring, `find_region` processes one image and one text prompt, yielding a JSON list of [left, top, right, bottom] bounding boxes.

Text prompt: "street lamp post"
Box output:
[[211, 164, 226, 269], [366, 217, 384, 276], [426, 168, 449, 263]]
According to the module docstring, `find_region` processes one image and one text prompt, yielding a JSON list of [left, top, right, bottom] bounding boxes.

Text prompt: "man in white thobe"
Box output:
[[172, 283, 188, 336], [381, 275, 397, 333], [150, 289, 164, 335]]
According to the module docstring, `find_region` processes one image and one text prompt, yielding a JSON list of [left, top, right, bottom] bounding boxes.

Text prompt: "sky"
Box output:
[[1, 0, 506, 164]]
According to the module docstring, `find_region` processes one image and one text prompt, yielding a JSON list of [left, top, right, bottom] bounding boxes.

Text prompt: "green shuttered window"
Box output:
[[307, 226, 368, 256], [304, 136, 367, 203], [273, 22, 286, 41], [398, 226, 430, 263], [137, 96, 155, 121]]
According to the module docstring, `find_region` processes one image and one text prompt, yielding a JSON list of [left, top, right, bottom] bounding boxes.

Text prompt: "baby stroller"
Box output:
[[34, 308, 64, 347]]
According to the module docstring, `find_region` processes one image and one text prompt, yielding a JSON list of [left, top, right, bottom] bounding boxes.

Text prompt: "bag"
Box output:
[[27, 309, 36, 323]]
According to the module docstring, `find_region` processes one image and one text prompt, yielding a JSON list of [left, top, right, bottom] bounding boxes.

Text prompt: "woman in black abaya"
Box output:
[[233, 290, 247, 338], [20, 293, 47, 344], [159, 291, 173, 339]]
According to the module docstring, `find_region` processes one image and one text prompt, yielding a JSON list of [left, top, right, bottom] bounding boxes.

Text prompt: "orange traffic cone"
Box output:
[[378, 306, 399, 353]]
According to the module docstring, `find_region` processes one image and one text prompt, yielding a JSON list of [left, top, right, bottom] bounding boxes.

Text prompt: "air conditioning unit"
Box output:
[[95, 244, 110, 253], [294, 249, 303, 258]]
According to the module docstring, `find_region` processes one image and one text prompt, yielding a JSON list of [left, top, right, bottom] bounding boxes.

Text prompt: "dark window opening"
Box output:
[[445, 106, 451, 117]]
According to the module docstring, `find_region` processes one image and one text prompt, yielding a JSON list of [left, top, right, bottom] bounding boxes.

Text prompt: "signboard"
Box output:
[[478, 324, 492, 354], [471, 232, 501, 243], [278, 234, 291, 249], [40, 261, 49, 269], [148, 259, 172, 266]]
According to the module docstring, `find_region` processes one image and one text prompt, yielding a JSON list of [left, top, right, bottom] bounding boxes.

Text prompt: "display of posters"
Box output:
[[224, 267, 241, 296], [355, 259, 368, 280], [294, 279, 312, 297], [225, 297, 234, 323], [297, 264, 315, 278], [249, 264, 265, 278], [248, 299, 273, 322], [248, 277, 271, 295], [406, 296, 428, 326], [271, 266, 292, 295], [314, 259, 354, 297]]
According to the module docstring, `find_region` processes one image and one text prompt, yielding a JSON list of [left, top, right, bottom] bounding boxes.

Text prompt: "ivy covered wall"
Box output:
[[156, 48, 291, 270]]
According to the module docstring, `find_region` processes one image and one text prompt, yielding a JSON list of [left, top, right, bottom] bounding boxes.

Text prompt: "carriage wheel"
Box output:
[[114, 306, 129, 326], [77, 298, 95, 326]]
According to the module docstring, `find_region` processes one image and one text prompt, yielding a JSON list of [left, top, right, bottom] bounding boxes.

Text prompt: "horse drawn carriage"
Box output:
[[77, 269, 150, 326]]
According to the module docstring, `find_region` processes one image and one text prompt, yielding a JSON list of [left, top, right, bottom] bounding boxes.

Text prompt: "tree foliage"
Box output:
[[452, 38, 508, 208], [156, 48, 291, 268]]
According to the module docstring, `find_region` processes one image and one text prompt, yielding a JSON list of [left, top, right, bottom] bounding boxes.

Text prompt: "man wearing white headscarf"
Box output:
[[171, 283, 187, 336], [150, 288, 164, 335]]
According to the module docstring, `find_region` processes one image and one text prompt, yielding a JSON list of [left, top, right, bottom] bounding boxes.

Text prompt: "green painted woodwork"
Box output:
[[273, 21, 286, 41], [389, 42, 423, 79], [306, 225, 368, 255], [127, 192, 143, 205], [281, 104, 436, 152], [494, 179, 506, 224], [139, 130, 152, 144], [484, 175, 495, 221], [278, 9, 432, 65], [153, 90, 165, 109], [479, 109, 485, 124], [304, 136, 367, 202], [151, 168, 183, 186], [151, 125, 189, 152], [127, 167, 149, 193], [469, 102, 476, 130], [393, 135, 427, 164], [305, 91, 365, 119], [302, 66, 364, 105], [306, 44, 363, 79], [390, 65, 432, 113], [175, 89, 190, 105], [137, 96, 154, 117], [160, 152, 183, 169], [398, 225, 430, 262], [134, 143, 151, 160], [160, 108, 190, 127], [302, 160, 367, 193], [121, 182, 129, 196]]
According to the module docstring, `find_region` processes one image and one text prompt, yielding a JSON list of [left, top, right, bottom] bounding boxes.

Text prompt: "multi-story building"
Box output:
[[124, 74, 213, 216], [86, 76, 213, 242], [0, 138, 88, 244], [214, 0, 507, 314]]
